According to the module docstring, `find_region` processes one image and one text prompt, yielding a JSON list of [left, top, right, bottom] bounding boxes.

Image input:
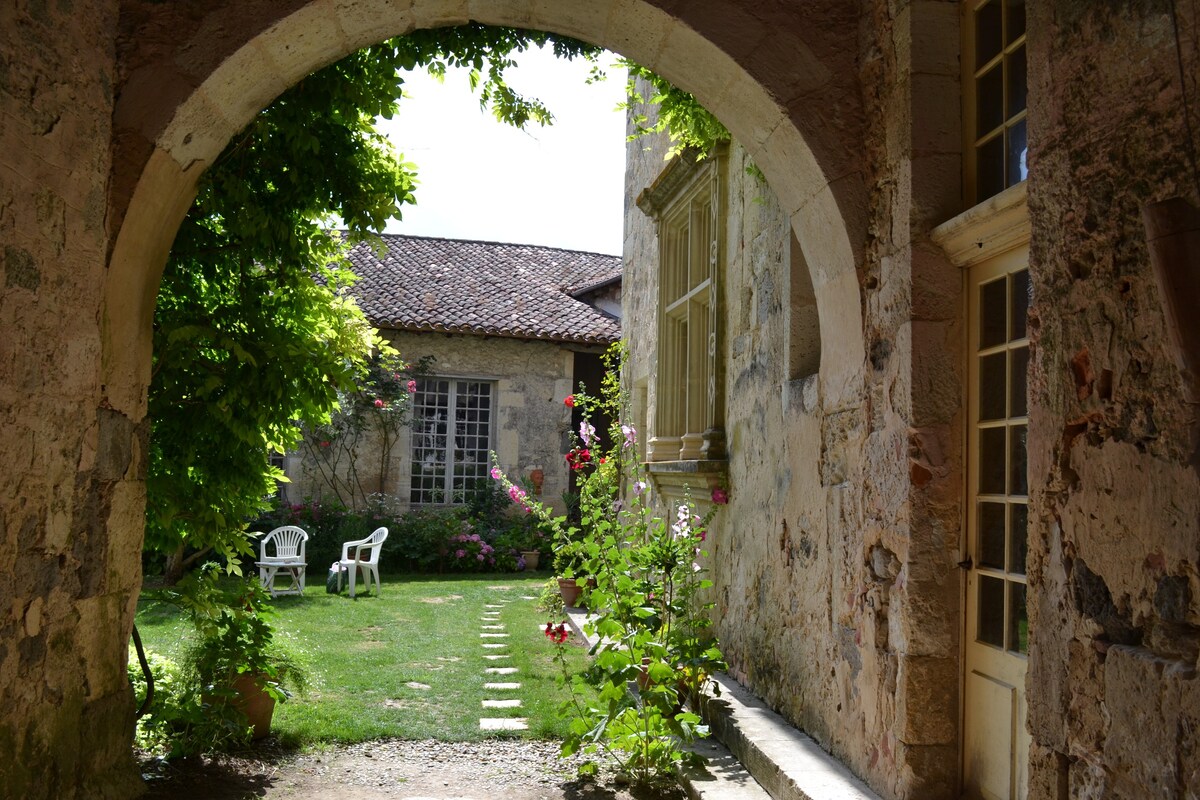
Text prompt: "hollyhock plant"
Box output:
[[493, 342, 726, 784], [564, 395, 575, 407]]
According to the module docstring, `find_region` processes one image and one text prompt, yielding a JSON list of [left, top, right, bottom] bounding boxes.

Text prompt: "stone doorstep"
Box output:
[[563, 607, 879, 800]]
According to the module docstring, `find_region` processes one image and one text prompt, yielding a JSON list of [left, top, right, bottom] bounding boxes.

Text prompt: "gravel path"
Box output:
[[139, 739, 686, 799]]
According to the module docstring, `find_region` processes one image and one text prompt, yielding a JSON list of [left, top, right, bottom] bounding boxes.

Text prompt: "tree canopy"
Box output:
[[147, 25, 599, 578]]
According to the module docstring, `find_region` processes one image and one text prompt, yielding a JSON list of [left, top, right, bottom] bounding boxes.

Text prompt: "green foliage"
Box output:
[[621, 63, 730, 159], [493, 343, 726, 785], [133, 567, 309, 758], [147, 24, 600, 578], [297, 352, 434, 509]]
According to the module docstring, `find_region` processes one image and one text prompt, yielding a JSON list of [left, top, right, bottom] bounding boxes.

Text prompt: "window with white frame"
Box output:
[[409, 378, 494, 505], [637, 146, 727, 462], [964, 0, 1028, 205]]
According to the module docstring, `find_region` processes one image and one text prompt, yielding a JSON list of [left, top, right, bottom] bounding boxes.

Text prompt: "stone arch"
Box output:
[[107, 0, 867, 423]]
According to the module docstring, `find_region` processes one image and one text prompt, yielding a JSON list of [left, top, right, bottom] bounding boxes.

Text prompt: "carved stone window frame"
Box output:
[[636, 145, 730, 503]]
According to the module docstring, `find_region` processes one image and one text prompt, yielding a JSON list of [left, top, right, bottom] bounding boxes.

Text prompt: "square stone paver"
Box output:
[[480, 718, 528, 731]]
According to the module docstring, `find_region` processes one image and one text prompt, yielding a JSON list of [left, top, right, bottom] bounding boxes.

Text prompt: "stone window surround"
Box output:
[[636, 145, 731, 504]]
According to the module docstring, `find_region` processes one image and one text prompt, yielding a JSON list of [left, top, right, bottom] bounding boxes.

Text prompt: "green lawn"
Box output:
[[134, 573, 589, 747]]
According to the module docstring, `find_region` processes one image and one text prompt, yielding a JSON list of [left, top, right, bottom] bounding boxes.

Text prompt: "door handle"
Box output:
[[957, 555, 973, 571]]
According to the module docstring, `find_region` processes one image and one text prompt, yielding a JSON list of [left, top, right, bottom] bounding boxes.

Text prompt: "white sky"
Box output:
[[375, 46, 628, 256]]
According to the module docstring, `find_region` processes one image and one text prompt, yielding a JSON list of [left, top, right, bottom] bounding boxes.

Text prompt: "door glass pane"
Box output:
[[1006, 45, 1027, 117], [980, 427, 1007, 494], [1006, 118, 1028, 186], [978, 575, 1006, 647], [1009, 424, 1028, 495], [1008, 582, 1028, 654], [979, 502, 1007, 569], [1009, 503, 1028, 574], [1010, 346, 1028, 417], [980, 278, 1008, 349], [980, 353, 1008, 421], [1010, 269, 1030, 339], [977, 65, 1004, 135], [977, 135, 1005, 202], [1006, 0, 1026, 43], [976, 0, 1003, 69]]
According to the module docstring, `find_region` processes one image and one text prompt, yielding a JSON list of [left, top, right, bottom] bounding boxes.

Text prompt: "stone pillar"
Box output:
[[0, 1, 146, 797]]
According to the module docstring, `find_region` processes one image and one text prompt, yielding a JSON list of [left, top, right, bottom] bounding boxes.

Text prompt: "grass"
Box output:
[[134, 572, 592, 748]]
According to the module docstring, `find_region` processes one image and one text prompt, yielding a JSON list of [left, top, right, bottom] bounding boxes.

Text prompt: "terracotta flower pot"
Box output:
[[558, 577, 583, 607], [231, 673, 276, 739]]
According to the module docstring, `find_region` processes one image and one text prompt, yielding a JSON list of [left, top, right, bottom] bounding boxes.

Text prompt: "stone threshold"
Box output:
[[563, 605, 880, 800]]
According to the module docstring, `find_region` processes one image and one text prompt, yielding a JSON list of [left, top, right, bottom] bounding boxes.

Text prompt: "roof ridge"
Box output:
[[342, 230, 621, 260]]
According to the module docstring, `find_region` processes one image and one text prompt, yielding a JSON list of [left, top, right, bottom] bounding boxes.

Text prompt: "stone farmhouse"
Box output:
[[284, 234, 621, 513], [2, 2, 1199, 799]]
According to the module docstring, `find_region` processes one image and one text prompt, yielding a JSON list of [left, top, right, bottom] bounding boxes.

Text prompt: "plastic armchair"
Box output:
[[255, 525, 309, 597], [337, 527, 389, 599]]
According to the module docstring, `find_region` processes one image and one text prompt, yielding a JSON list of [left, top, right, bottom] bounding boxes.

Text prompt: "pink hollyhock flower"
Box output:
[[373, 398, 385, 408], [407, 380, 417, 393], [621, 424, 636, 448], [633, 480, 648, 495], [564, 395, 575, 407], [490, 466, 502, 480], [711, 487, 729, 505], [579, 420, 596, 445]]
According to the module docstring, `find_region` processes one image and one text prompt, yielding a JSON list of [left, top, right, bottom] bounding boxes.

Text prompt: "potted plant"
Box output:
[[167, 566, 308, 744]]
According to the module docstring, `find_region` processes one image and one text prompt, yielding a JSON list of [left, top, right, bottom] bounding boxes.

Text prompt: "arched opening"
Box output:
[[106, 0, 865, 425], [100, 1, 874, 796]]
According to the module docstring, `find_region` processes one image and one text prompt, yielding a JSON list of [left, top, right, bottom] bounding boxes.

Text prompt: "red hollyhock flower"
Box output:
[[564, 395, 575, 407], [711, 487, 729, 505]]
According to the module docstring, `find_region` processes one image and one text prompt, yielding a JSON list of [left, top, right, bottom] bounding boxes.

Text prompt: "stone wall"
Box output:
[[0, 1, 144, 797], [623, 3, 966, 788], [1025, 3, 1200, 797], [288, 331, 585, 515]]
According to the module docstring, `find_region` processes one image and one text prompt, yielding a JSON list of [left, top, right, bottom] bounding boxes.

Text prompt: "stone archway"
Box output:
[[7, 2, 885, 797]]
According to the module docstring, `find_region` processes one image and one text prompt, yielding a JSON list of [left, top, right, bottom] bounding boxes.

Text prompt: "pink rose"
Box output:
[[407, 380, 417, 393], [374, 398, 385, 408]]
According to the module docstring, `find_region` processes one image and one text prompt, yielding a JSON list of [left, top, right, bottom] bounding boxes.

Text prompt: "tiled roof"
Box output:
[[342, 234, 622, 345]]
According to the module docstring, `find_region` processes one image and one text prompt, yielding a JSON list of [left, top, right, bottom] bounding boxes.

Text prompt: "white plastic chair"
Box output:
[[255, 525, 309, 597], [337, 527, 388, 598]]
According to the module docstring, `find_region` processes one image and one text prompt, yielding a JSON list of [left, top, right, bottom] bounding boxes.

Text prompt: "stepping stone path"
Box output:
[[477, 596, 527, 731]]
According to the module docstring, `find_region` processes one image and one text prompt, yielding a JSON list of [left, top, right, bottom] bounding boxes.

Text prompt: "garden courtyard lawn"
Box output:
[[134, 573, 588, 747]]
